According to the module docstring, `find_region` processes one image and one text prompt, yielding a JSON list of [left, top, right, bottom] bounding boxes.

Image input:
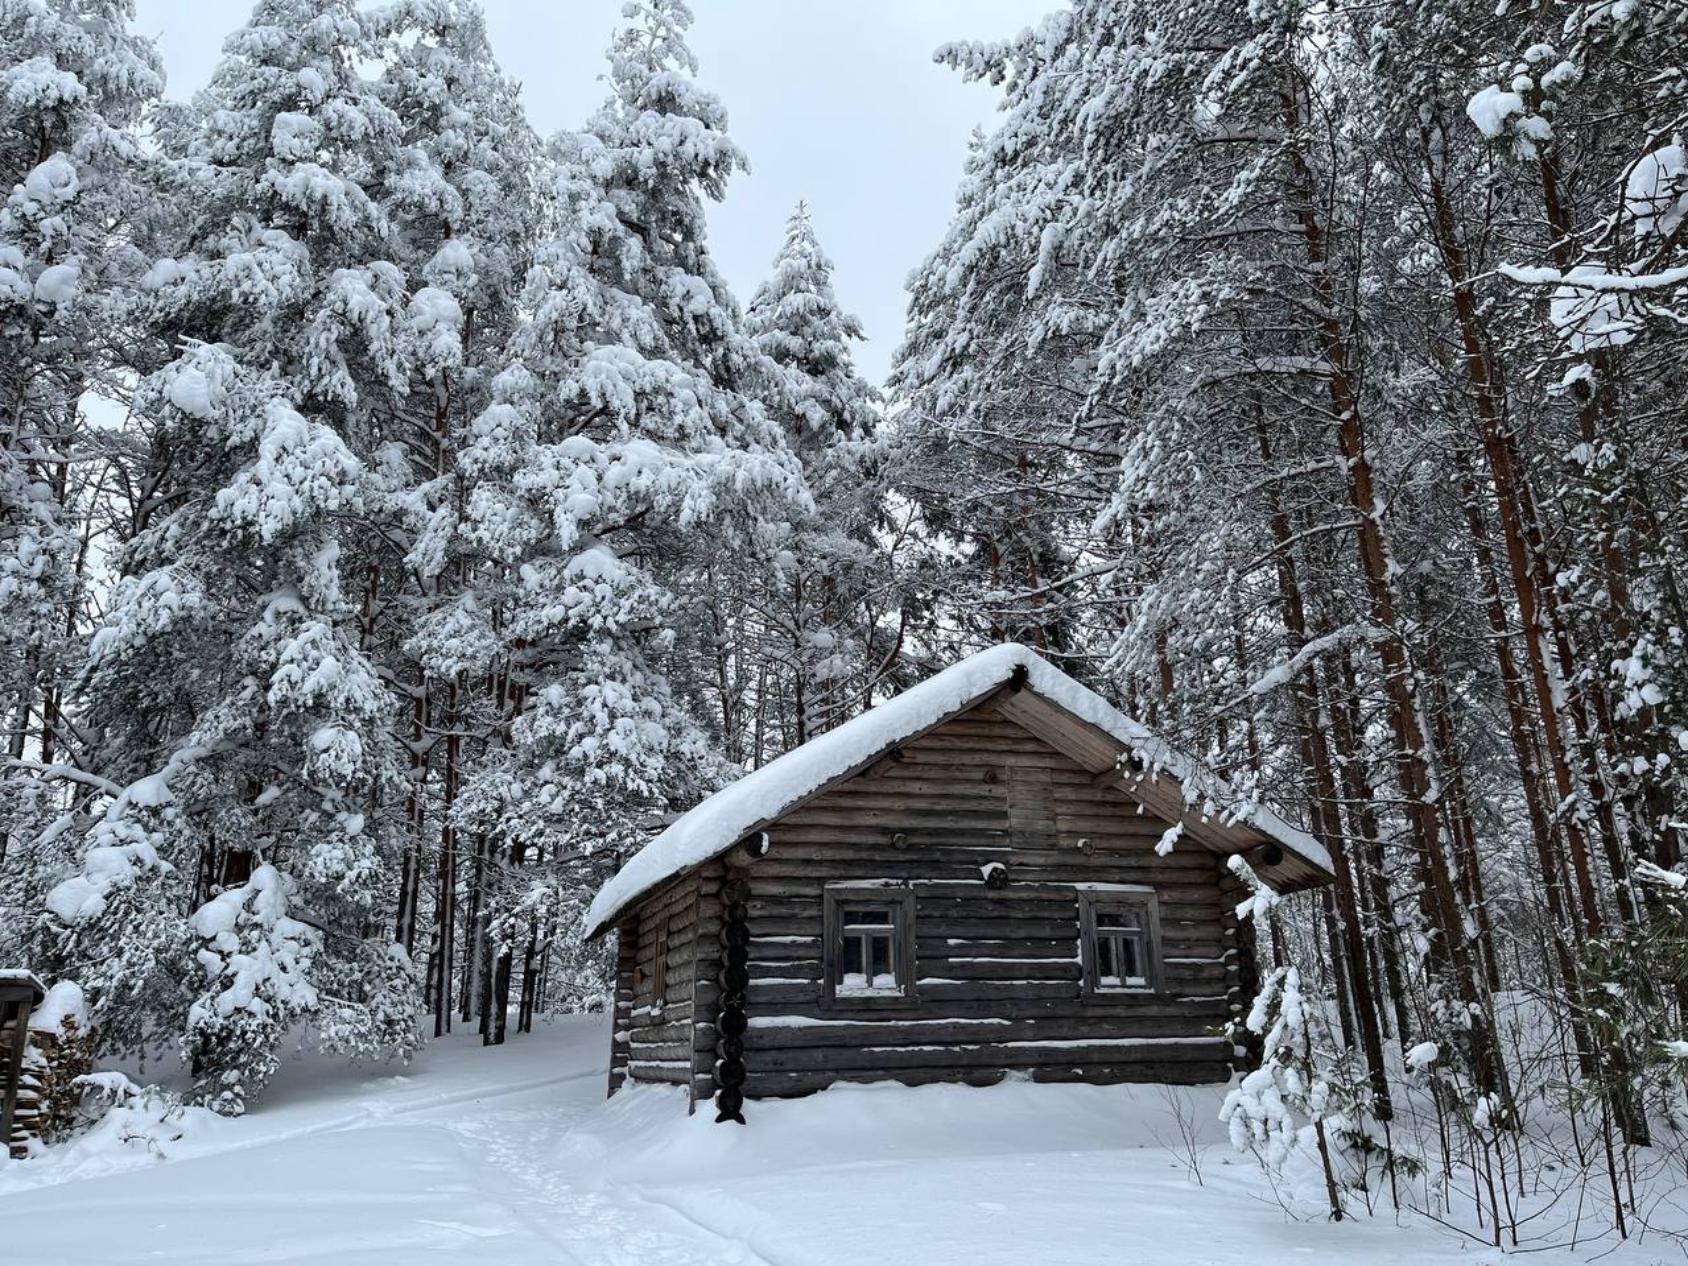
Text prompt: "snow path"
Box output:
[[2, 1019, 766, 1265], [0, 1016, 1661, 1265], [448, 1100, 777, 1266]]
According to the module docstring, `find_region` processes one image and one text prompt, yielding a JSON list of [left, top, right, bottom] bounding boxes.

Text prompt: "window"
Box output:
[[839, 906, 898, 994], [1080, 890, 1159, 996], [649, 917, 669, 1015], [823, 885, 917, 1007], [1094, 906, 1149, 989]]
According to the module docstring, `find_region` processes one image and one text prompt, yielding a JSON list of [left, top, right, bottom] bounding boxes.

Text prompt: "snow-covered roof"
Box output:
[[0, 967, 46, 999], [586, 643, 1330, 937]]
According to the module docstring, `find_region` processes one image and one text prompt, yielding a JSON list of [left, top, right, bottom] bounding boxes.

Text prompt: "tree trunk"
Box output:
[[1251, 392, 1393, 1118], [1280, 67, 1498, 1098], [432, 676, 461, 1039]]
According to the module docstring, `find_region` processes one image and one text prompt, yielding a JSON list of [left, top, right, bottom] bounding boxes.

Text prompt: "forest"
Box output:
[[0, 0, 1686, 1248]]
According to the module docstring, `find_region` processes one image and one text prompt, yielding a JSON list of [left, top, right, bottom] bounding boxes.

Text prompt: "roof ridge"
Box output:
[[585, 642, 1328, 938]]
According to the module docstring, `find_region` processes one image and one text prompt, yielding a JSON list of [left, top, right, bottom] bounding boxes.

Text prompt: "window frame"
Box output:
[[1078, 888, 1161, 998], [649, 916, 669, 1016], [822, 884, 918, 1011]]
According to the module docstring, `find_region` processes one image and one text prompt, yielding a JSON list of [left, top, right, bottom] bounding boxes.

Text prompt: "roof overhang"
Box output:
[[990, 687, 1330, 894], [585, 644, 1333, 938]]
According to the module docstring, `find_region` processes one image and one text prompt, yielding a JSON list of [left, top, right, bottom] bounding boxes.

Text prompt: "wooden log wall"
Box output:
[[617, 873, 701, 1093], [607, 916, 637, 1097], [1, 1000, 31, 1158], [692, 861, 725, 1111], [610, 863, 728, 1113], [1217, 862, 1263, 1071], [736, 700, 1238, 1097]]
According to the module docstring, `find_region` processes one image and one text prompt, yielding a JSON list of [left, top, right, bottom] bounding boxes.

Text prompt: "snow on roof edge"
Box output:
[[586, 643, 1330, 938], [0, 967, 46, 995]]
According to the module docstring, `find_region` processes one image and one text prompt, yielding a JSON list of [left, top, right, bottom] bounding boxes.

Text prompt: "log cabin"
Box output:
[[584, 643, 1332, 1123]]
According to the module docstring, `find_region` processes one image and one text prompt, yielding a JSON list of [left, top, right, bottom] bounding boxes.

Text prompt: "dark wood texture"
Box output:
[[607, 917, 637, 1097], [608, 700, 1250, 1100], [733, 703, 1238, 1096], [0, 975, 45, 1158], [617, 874, 700, 1089]]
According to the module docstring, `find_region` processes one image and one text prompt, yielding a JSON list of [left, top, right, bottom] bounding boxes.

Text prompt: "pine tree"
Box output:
[[359, 0, 540, 1033], [183, 863, 319, 1114], [0, 0, 163, 902], [48, 0, 421, 1106], [747, 204, 878, 449], [899, 0, 1688, 1209], [448, 0, 810, 1035]]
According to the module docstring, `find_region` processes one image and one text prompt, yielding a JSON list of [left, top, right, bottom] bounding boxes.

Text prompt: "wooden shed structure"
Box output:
[[1, 970, 45, 1158], [585, 644, 1331, 1122]]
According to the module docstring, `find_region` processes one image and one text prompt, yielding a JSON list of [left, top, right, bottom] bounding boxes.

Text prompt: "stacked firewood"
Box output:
[[5, 982, 95, 1156]]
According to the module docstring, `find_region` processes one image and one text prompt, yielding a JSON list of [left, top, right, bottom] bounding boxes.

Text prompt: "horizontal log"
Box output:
[[633, 940, 697, 973], [752, 848, 1217, 882], [776, 808, 1017, 830], [921, 714, 1036, 734], [874, 759, 1121, 788], [642, 885, 697, 920], [1052, 812, 1182, 834], [749, 864, 1221, 896], [748, 1036, 1227, 1072], [910, 958, 1081, 982], [739, 914, 1091, 941], [917, 937, 1078, 957], [624, 1017, 692, 1043], [747, 978, 1226, 1006], [774, 813, 1195, 845], [747, 895, 1099, 920], [819, 775, 1012, 798], [747, 982, 824, 1005], [627, 1065, 689, 1085], [628, 991, 694, 1013], [805, 786, 1010, 812], [743, 1058, 1232, 1098], [895, 748, 1084, 771], [748, 944, 822, 965], [627, 1039, 692, 1062], [903, 731, 1063, 753], [737, 912, 1218, 942], [747, 970, 823, 992], [911, 981, 1086, 1002], [773, 813, 1168, 844], [758, 852, 1198, 880], [746, 1010, 1230, 1048]]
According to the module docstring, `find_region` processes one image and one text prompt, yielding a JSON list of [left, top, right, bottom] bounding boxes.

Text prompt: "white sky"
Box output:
[[131, 0, 1052, 384]]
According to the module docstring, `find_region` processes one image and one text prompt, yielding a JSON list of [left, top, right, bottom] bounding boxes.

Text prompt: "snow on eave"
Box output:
[[0, 967, 46, 999], [585, 643, 1329, 939]]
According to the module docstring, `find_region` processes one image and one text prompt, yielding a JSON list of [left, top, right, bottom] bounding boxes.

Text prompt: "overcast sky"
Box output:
[[131, 1, 1052, 384]]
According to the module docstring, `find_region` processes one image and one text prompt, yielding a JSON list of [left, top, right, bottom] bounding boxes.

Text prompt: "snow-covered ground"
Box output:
[[0, 1016, 1673, 1265]]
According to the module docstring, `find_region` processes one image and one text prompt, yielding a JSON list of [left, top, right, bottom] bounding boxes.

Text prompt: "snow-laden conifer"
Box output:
[[446, 0, 810, 1022], [0, 0, 163, 936], [356, 0, 541, 1030], [735, 202, 891, 751], [50, 0, 421, 1106]]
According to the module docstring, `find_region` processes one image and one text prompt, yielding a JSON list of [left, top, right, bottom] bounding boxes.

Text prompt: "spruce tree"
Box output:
[[738, 202, 889, 752], [49, 0, 420, 1107]]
